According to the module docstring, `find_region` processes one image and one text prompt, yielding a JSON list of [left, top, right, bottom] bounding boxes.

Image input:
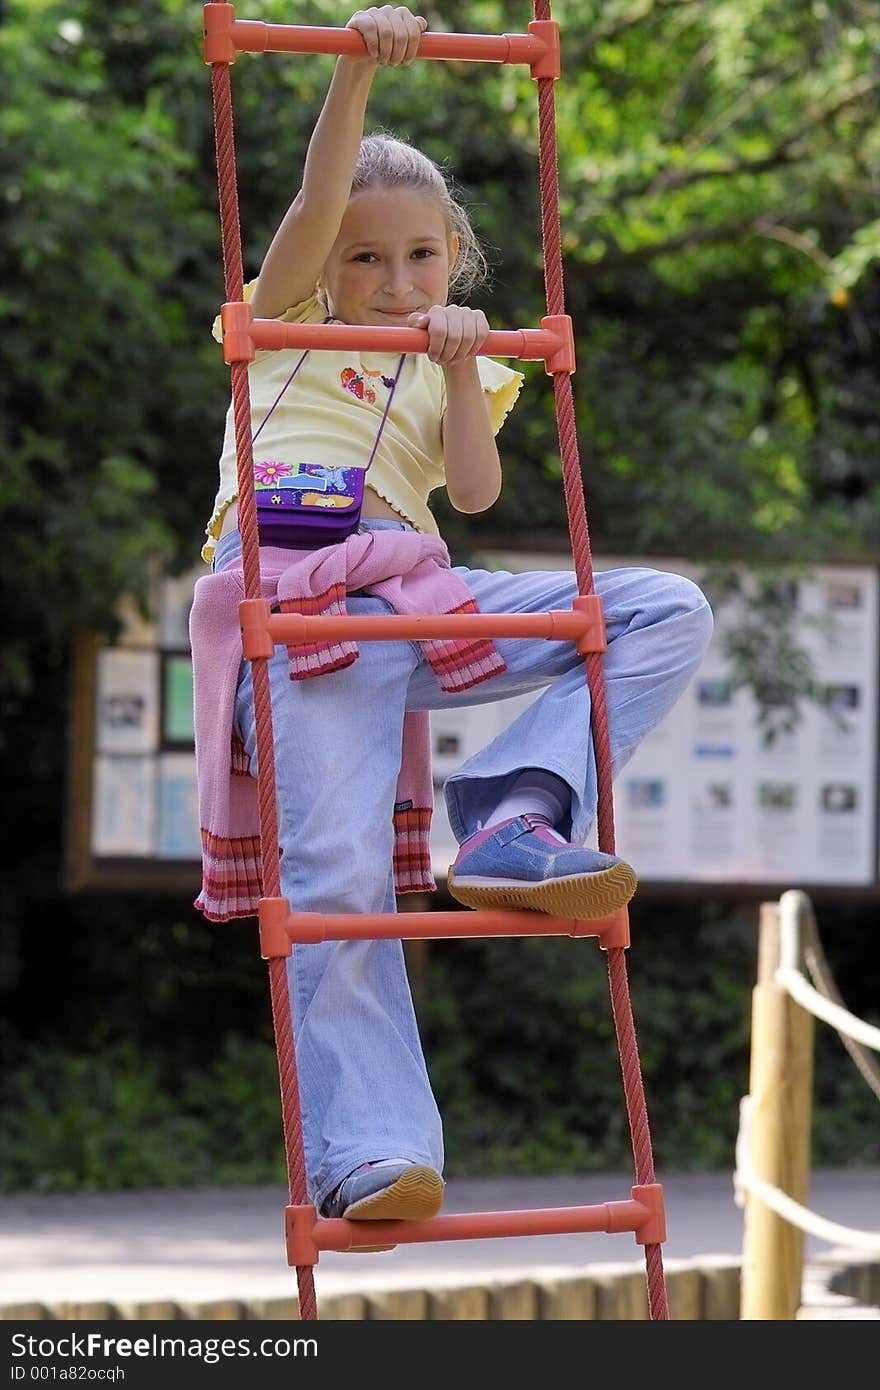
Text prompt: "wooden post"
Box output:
[[64, 628, 100, 892], [740, 899, 815, 1319]]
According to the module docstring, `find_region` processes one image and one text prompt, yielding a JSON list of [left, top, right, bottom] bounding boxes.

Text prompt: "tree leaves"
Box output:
[[2, 0, 877, 761]]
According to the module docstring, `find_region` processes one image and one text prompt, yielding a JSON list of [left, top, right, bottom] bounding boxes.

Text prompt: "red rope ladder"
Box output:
[[206, 0, 668, 1322]]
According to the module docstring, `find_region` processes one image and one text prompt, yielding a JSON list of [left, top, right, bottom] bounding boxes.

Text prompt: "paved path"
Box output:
[[2, 1168, 877, 1308]]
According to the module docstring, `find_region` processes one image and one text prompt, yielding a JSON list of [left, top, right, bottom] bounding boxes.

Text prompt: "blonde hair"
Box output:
[[349, 133, 488, 298]]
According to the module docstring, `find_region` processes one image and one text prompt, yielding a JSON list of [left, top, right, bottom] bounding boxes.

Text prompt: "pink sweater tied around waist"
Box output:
[[189, 527, 507, 921]]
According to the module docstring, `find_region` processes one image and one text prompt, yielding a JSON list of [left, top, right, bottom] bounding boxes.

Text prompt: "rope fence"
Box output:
[[736, 1096, 880, 1254], [778, 889, 880, 1064], [737, 889, 880, 1317]]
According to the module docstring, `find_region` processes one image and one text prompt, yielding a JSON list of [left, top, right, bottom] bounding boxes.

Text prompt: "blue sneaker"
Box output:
[[447, 814, 637, 918]]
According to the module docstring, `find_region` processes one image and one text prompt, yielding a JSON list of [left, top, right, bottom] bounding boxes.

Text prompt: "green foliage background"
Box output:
[[2, 0, 878, 1189]]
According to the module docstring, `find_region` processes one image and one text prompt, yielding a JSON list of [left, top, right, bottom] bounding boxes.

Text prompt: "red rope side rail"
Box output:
[[533, 0, 669, 1320], [207, 1, 318, 1323], [205, 7, 559, 77]]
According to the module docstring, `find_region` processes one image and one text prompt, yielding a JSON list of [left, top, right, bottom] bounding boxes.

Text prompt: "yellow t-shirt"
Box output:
[[202, 283, 524, 563]]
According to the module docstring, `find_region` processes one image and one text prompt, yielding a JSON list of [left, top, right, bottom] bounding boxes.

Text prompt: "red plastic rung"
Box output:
[[266, 902, 628, 952], [244, 316, 562, 364], [217, 308, 572, 369], [204, 6, 558, 74], [284, 907, 626, 946], [267, 606, 594, 647], [300, 1196, 657, 1257], [284, 1189, 661, 1266]]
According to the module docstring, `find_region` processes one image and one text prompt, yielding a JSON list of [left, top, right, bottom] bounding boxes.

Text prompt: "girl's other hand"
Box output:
[[408, 305, 491, 367], [347, 6, 427, 66]]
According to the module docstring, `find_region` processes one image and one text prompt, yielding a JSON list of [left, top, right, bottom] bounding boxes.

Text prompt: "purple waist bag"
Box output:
[[249, 348, 406, 550]]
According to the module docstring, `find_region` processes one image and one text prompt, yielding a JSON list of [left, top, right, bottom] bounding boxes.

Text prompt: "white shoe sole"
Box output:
[[447, 863, 637, 918], [340, 1166, 444, 1253]]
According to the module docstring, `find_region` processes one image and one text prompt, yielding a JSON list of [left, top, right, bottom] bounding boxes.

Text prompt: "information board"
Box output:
[[597, 561, 879, 886], [70, 554, 879, 893]]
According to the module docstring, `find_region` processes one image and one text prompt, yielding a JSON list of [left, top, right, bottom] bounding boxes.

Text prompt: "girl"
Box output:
[[192, 6, 713, 1231]]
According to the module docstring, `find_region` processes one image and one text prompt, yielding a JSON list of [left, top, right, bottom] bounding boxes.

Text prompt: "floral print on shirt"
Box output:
[[340, 366, 398, 404]]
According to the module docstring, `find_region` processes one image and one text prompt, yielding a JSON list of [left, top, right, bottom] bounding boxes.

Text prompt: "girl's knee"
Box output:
[[665, 571, 712, 616], [605, 568, 713, 642], [658, 572, 715, 662], [676, 574, 714, 640], [640, 568, 710, 618], [616, 570, 713, 669]]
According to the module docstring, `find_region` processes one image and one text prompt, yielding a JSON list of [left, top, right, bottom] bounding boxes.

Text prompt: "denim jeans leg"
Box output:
[[405, 564, 713, 844], [233, 596, 443, 1212]]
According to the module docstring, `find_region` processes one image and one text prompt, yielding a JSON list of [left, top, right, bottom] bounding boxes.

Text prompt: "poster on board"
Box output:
[[157, 754, 201, 859], [92, 755, 156, 857], [95, 649, 159, 756], [607, 564, 878, 885]]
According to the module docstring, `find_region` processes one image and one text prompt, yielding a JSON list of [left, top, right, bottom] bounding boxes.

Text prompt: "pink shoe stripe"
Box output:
[[455, 814, 564, 863]]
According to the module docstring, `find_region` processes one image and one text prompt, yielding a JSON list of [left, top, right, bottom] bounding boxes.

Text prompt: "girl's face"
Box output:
[[322, 187, 459, 326]]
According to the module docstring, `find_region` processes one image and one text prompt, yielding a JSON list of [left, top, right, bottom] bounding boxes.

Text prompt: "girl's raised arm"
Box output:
[[249, 7, 427, 319]]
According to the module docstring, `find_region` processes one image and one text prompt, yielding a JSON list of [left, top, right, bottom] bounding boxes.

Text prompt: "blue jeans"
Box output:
[[215, 520, 713, 1209]]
